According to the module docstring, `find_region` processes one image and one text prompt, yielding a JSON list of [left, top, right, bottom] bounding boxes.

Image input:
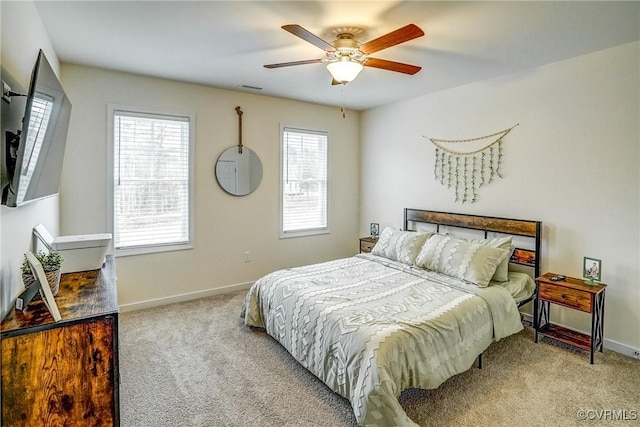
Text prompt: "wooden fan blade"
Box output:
[[359, 24, 424, 55], [282, 24, 336, 52], [264, 59, 323, 68], [364, 58, 422, 75]]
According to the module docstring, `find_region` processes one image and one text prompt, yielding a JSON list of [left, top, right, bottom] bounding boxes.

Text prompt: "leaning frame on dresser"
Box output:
[[403, 208, 542, 357]]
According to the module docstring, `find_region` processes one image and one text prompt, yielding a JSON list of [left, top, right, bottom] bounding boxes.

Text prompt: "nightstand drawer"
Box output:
[[539, 282, 592, 312], [359, 237, 378, 253]]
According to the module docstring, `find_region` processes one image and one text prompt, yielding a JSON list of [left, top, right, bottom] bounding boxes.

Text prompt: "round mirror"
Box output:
[[215, 147, 263, 196]]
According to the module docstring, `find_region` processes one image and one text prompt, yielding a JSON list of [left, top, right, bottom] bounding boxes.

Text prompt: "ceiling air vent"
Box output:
[[238, 84, 263, 91]]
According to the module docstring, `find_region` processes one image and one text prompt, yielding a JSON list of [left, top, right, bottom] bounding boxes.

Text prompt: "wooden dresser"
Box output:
[[1, 256, 119, 425]]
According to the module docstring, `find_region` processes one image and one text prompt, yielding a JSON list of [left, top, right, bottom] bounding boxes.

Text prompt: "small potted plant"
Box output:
[[21, 250, 64, 298]]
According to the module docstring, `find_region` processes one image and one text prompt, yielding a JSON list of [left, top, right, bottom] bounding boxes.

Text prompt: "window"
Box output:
[[17, 94, 53, 202], [109, 106, 193, 255], [281, 127, 328, 237]]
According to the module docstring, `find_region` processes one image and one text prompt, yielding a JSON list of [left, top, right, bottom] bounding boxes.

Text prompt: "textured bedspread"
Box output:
[[242, 254, 523, 426]]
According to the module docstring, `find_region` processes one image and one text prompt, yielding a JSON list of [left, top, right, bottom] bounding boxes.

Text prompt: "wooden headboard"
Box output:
[[403, 209, 542, 281]]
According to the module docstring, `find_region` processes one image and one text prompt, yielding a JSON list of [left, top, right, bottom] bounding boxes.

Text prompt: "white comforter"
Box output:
[[242, 254, 523, 426]]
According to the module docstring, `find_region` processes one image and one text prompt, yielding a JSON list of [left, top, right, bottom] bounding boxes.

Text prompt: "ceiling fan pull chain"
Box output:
[[340, 86, 346, 118]]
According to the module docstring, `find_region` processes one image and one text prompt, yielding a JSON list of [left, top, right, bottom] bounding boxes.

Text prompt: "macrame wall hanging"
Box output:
[[425, 124, 519, 203]]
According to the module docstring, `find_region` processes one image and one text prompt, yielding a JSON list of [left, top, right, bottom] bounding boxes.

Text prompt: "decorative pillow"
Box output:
[[371, 227, 433, 265], [415, 234, 509, 287], [466, 236, 514, 282]]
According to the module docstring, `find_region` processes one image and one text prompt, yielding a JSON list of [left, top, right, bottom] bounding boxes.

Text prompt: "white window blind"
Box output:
[[113, 110, 191, 250], [281, 127, 328, 236]]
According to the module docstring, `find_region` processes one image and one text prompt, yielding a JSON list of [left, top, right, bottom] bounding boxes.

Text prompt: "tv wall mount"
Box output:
[[1, 80, 25, 104]]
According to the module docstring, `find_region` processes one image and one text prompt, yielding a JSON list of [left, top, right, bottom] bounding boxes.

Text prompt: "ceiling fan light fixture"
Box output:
[[327, 59, 363, 84]]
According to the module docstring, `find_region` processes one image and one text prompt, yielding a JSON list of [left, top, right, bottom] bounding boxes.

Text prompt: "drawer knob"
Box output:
[[561, 294, 566, 299]]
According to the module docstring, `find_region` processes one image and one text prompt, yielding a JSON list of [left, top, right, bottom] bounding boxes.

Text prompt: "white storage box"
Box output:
[[33, 224, 112, 273]]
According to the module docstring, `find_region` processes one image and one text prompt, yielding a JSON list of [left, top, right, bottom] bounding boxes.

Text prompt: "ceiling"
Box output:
[[34, 1, 639, 111]]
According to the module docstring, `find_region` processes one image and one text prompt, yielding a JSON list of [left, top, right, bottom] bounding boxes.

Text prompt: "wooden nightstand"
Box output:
[[359, 237, 378, 253], [535, 273, 606, 364]]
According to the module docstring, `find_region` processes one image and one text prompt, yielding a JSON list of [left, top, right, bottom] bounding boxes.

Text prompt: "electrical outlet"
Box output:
[[244, 251, 251, 262], [2, 81, 12, 103], [634, 351, 640, 359]]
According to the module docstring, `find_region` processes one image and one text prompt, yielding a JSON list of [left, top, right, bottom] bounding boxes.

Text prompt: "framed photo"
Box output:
[[370, 223, 379, 238], [24, 251, 62, 321], [583, 256, 601, 283]]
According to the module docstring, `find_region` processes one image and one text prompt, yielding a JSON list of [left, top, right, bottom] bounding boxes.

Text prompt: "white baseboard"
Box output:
[[119, 281, 253, 313], [520, 313, 640, 360]]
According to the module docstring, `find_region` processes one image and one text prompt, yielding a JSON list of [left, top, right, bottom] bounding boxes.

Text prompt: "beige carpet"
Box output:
[[119, 290, 639, 427]]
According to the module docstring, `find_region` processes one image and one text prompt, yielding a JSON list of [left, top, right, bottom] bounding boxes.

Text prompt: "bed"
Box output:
[[242, 209, 542, 427]]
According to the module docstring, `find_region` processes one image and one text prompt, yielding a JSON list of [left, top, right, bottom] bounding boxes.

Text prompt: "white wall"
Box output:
[[360, 42, 640, 353], [0, 1, 61, 319], [59, 64, 360, 308]]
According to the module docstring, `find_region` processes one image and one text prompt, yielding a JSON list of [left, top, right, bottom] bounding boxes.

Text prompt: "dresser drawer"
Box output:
[[539, 282, 592, 312]]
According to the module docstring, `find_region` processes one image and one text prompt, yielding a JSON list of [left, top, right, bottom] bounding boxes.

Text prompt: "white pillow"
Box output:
[[415, 234, 509, 287], [466, 236, 514, 282], [371, 227, 433, 265]]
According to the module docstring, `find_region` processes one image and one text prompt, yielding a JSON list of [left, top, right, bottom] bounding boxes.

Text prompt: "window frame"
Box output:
[[106, 104, 195, 257], [279, 124, 330, 239]]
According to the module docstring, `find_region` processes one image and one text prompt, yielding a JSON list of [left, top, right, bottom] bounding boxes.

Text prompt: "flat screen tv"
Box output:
[[2, 49, 72, 207]]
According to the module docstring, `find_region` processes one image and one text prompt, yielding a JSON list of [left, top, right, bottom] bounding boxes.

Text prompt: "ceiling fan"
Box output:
[[264, 24, 425, 85]]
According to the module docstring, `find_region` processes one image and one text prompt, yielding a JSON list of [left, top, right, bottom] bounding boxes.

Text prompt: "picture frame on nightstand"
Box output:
[[583, 256, 601, 283]]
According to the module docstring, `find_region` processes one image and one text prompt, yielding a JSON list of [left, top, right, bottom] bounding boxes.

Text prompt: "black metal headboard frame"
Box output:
[[403, 208, 542, 282]]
